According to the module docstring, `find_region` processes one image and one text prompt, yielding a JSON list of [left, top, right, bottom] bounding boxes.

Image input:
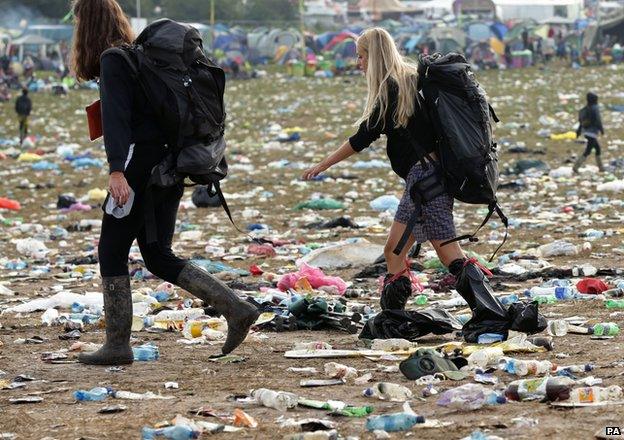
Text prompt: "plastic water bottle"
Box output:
[[71, 302, 85, 313], [363, 382, 413, 402], [414, 294, 428, 305], [499, 294, 519, 305], [505, 377, 574, 402], [324, 362, 358, 380], [499, 358, 555, 376], [73, 387, 110, 401], [591, 322, 620, 336], [455, 313, 471, 325], [547, 319, 569, 336], [467, 347, 504, 369], [605, 299, 624, 309], [569, 386, 623, 404], [437, 384, 506, 410], [152, 308, 205, 321], [252, 388, 298, 411], [532, 295, 557, 304], [526, 286, 575, 300], [557, 364, 594, 374], [477, 333, 505, 344], [604, 288, 624, 298], [141, 425, 199, 440], [365, 412, 425, 432], [133, 344, 160, 361]]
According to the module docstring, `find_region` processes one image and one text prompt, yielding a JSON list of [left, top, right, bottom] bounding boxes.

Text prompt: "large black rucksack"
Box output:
[[394, 52, 508, 261], [104, 19, 235, 243]]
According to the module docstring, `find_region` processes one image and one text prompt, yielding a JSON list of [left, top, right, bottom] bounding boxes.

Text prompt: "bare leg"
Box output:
[[384, 221, 417, 275], [430, 239, 465, 267]]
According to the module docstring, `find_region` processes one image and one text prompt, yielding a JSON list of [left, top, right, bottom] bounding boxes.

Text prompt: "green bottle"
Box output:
[[592, 323, 620, 336], [414, 295, 428, 305], [534, 295, 557, 304], [605, 299, 624, 309]]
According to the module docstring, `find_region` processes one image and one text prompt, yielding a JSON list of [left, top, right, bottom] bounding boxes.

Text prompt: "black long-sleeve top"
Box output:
[[576, 104, 604, 138], [348, 82, 435, 179], [99, 51, 166, 173]]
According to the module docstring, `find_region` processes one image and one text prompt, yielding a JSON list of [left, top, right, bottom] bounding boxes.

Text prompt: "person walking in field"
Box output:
[[15, 88, 32, 146]]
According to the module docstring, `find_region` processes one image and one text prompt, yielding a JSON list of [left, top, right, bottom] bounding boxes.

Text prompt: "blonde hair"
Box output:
[[356, 27, 419, 129]]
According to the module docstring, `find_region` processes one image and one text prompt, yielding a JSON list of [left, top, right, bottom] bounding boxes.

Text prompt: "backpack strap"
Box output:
[[392, 170, 446, 256], [440, 202, 509, 262], [210, 181, 245, 234]]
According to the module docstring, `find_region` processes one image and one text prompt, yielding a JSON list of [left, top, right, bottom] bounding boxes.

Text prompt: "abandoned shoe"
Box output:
[[176, 263, 260, 354], [78, 276, 134, 366]]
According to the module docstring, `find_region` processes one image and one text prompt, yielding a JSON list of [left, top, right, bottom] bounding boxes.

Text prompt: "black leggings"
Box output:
[[583, 136, 601, 157], [98, 145, 187, 282]]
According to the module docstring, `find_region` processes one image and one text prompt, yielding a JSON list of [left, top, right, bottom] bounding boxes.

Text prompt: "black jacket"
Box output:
[[99, 51, 167, 174], [15, 95, 32, 116], [576, 104, 604, 138], [349, 82, 435, 179]]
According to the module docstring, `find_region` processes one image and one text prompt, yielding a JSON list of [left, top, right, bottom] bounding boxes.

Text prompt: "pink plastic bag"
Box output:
[[277, 263, 347, 295]]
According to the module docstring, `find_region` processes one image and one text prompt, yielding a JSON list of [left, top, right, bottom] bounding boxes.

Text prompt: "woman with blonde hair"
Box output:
[[303, 28, 507, 339]]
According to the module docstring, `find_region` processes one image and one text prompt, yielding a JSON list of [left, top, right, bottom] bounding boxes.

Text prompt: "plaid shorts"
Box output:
[[394, 162, 456, 244]]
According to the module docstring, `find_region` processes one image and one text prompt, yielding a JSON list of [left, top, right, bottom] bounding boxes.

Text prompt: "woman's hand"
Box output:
[[302, 163, 328, 180], [108, 171, 131, 205]]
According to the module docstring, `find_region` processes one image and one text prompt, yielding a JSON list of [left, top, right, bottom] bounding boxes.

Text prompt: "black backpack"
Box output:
[[104, 19, 236, 243], [579, 106, 592, 128], [394, 52, 508, 261]]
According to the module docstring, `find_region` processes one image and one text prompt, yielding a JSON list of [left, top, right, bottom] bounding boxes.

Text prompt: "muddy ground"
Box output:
[[1, 62, 624, 439]]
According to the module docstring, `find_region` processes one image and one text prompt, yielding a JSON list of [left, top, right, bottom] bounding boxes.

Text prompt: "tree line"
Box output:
[[2, 0, 299, 24]]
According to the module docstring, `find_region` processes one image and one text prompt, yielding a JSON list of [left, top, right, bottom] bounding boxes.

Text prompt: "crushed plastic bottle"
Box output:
[[324, 362, 358, 381], [467, 347, 505, 369], [141, 425, 199, 440], [505, 377, 574, 401], [591, 322, 620, 336], [133, 344, 160, 361], [366, 410, 424, 432], [363, 382, 413, 402], [605, 299, 624, 309], [74, 387, 111, 402], [252, 388, 298, 411], [437, 384, 506, 410], [499, 358, 556, 376], [370, 338, 414, 352], [569, 386, 623, 404]]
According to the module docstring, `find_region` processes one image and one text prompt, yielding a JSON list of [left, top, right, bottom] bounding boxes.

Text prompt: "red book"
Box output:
[[86, 99, 102, 141]]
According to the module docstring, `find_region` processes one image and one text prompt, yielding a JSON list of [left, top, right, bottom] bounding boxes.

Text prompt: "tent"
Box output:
[[429, 26, 467, 48], [467, 22, 492, 42], [490, 22, 509, 40], [8, 34, 55, 62], [492, 0, 584, 22], [323, 31, 359, 51], [332, 38, 357, 58]]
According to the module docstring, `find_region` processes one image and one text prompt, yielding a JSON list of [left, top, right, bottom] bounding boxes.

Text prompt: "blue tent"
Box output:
[[467, 23, 492, 43], [490, 22, 508, 40]]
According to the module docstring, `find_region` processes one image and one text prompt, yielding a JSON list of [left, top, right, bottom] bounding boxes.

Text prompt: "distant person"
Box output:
[[15, 88, 32, 145], [302, 28, 509, 337], [504, 44, 512, 67], [573, 92, 605, 173], [70, 0, 257, 366], [22, 56, 34, 79], [521, 28, 529, 50]]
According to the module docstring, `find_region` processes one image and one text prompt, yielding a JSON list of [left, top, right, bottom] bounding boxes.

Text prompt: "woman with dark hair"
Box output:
[[71, 0, 258, 366]]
